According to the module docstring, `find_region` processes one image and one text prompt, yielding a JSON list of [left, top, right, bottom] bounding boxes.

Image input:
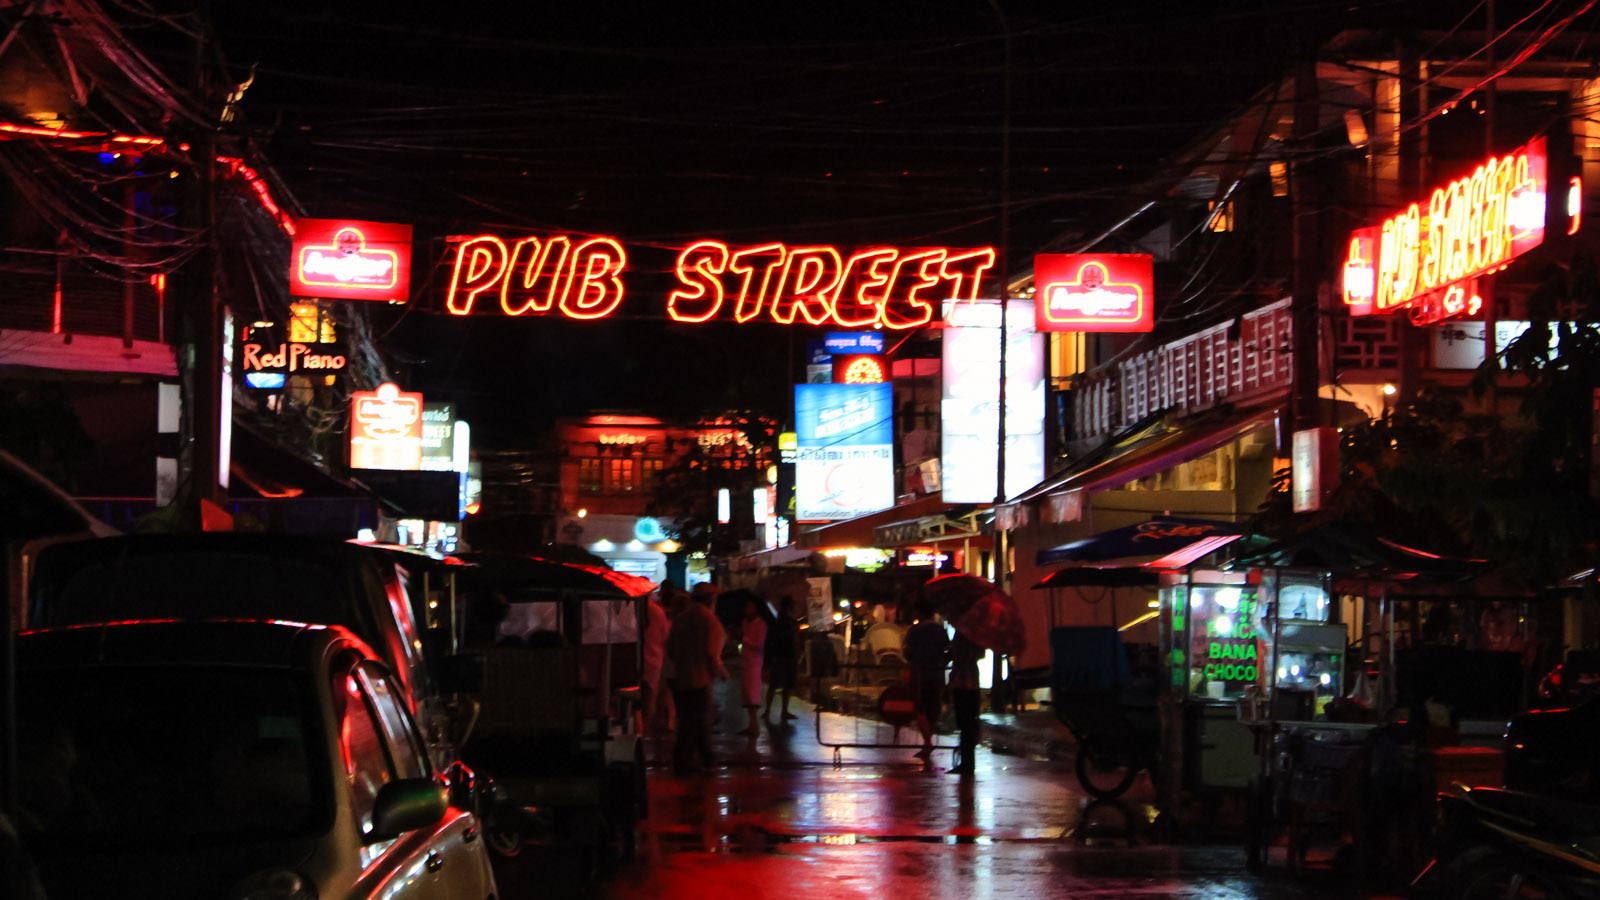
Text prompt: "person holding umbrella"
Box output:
[[948, 632, 982, 776], [920, 573, 1028, 773]]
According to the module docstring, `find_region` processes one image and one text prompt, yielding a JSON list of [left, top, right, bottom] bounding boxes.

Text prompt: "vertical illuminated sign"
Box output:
[[219, 307, 234, 490], [794, 382, 894, 521], [941, 300, 1044, 503], [350, 382, 424, 470]]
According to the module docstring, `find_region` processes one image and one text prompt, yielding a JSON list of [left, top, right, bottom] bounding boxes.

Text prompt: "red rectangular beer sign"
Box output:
[[350, 382, 424, 470], [1034, 253, 1154, 332], [291, 219, 413, 303]]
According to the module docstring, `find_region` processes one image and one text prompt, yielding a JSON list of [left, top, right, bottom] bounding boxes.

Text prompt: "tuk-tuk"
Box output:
[[454, 552, 651, 874]]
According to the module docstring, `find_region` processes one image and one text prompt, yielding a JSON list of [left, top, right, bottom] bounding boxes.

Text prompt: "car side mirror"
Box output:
[[366, 778, 447, 843], [439, 652, 484, 694]]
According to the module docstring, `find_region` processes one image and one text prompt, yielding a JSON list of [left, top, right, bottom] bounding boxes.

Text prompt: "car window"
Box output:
[[38, 551, 347, 628], [357, 665, 427, 780], [16, 666, 326, 847], [333, 668, 392, 836]]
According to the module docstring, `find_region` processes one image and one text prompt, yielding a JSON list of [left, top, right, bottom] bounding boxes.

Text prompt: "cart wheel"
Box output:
[[1074, 744, 1138, 800], [634, 742, 650, 820], [1244, 777, 1269, 871]]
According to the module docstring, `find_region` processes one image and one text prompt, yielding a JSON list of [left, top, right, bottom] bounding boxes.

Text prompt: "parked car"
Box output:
[[26, 533, 482, 765], [1504, 696, 1600, 803], [12, 619, 497, 900], [1535, 650, 1600, 710]]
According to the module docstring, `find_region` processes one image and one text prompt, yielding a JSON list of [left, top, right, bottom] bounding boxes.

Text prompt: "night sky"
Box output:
[[202, 0, 1469, 443]]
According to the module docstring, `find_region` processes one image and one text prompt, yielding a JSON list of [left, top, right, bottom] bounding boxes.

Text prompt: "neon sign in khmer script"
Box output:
[[1344, 137, 1548, 324]]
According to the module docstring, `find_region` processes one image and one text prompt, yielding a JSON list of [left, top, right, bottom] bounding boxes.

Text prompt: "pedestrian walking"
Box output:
[[763, 595, 800, 723], [903, 599, 948, 762], [666, 586, 727, 774], [640, 587, 670, 736], [948, 631, 982, 776], [737, 597, 767, 737]]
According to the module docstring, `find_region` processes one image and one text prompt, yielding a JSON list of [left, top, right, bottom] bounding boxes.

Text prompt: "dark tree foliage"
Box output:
[[646, 410, 777, 555], [1255, 254, 1600, 589], [0, 385, 94, 492]]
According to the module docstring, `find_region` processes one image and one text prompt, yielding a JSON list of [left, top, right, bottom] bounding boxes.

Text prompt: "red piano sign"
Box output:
[[350, 382, 424, 471], [290, 219, 413, 303], [1033, 254, 1154, 332]]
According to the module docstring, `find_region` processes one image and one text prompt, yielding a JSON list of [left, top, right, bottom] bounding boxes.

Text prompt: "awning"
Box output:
[[794, 494, 954, 550], [872, 504, 981, 548], [230, 421, 375, 501], [1035, 566, 1161, 589], [1231, 522, 1488, 582], [1037, 516, 1244, 566], [1009, 406, 1277, 514], [728, 543, 814, 573]]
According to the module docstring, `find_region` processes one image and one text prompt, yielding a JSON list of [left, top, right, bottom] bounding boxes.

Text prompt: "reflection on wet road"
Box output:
[[495, 688, 1401, 900]]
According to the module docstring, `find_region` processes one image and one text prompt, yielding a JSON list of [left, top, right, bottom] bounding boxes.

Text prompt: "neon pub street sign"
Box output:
[[1343, 136, 1548, 325], [444, 235, 996, 329]]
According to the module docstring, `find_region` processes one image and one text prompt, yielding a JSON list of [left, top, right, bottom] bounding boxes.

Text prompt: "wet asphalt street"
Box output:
[[492, 678, 1409, 900]]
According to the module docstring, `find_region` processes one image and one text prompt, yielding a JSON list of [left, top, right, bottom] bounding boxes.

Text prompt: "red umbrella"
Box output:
[[921, 574, 1026, 656]]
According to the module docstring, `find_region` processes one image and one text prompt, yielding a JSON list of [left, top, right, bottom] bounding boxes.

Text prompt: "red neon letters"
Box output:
[[447, 234, 627, 319], [671, 241, 995, 328], [1345, 136, 1548, 321], [447, 234, 995, 327]]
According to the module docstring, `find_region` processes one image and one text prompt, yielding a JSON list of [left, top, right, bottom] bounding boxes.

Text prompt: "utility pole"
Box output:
[[988, 0, 1013, 711], [175, 16, 224, 529], [1290, 56, 1324, 436], [1483, 0, 1498, 409]]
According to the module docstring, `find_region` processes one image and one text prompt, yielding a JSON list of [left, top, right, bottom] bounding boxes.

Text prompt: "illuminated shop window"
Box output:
[[1207, 201, 1235, 232], [641, 458, 664, 493], [289, 302, 337, 343], [606, 458, 636, 494], [579, 458, 603, 494]]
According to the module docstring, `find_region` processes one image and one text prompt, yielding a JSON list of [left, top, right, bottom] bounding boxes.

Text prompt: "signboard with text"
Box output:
[[1034, 254, 1153, 332], [794, 382, 894, 521], [291, 218, 413, 303], [1342, 136, 1548, 325], [350, 382, 424, 470], [446, 236, 994, 328], [825, 332, 886, 354]]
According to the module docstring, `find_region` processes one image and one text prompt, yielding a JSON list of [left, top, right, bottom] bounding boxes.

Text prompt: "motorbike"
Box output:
[[1412, 783, 1600, 900]]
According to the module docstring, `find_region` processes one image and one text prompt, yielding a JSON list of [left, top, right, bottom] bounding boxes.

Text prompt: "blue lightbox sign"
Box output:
[[824, 332, 886, 355]]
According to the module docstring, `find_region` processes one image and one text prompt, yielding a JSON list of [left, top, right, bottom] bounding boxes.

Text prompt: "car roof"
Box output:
[[37, 532, 386, 565], [15, 620, 364, 671]]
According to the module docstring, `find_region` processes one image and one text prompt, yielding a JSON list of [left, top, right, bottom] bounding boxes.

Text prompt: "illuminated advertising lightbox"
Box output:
[[350, 382, 424, 470], [825, 332, 886, 354], [941, 300, 1045, 503], [794, 383, 894, 521], [1343, 136, 1547, 325], [832, 354, 888, 384], [1034, 254, 1153, 332], [291, 218, 413, 303], [420, 402, 455, 472]]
